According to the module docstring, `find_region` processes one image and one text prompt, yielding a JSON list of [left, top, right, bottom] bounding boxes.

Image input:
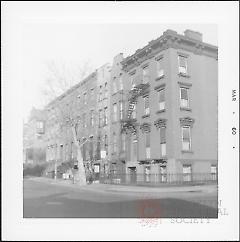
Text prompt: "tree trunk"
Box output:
[[71, 126, 87, 185]]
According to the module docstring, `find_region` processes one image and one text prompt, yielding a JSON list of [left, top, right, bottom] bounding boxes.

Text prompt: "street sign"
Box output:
[[101, 150, 106, 159]]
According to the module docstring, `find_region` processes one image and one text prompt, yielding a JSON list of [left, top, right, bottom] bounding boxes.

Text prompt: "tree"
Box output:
[[42, 60, 93, 104], [42, 61, 94, 185]]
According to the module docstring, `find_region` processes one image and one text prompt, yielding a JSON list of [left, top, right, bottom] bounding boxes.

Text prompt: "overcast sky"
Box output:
[[14, 2, 219, 122], [22, 23, 217, 121]]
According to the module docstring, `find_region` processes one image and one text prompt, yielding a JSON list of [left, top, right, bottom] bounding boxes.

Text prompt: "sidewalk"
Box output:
[[26, 176, 217, 194]]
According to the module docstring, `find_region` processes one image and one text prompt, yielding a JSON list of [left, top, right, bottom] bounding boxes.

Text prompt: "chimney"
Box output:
[[184, 29, 203, 42]]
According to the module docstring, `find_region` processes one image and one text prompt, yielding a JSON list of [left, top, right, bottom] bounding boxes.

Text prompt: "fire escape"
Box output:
[[121, 81, 150, 135]]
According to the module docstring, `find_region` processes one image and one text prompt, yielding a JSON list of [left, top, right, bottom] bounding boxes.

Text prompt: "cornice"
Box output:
[[121, 30, 218, 72]]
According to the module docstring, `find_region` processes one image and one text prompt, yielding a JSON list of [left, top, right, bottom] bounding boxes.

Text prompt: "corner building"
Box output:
[[118, 29, 218, 183]]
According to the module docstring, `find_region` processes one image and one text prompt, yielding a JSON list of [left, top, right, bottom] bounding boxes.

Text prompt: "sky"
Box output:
[[21, 23, 217, 122]]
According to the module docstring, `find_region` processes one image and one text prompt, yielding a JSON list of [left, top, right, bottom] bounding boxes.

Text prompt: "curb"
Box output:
[[26, 177, 217, 194]]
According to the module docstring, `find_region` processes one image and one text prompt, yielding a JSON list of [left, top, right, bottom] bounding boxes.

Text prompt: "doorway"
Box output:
[[128, 167, 137, 184]]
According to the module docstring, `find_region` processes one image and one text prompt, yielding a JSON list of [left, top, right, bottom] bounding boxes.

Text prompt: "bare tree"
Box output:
[[42, 60, 93, 104], [43, 60, 94, 185]]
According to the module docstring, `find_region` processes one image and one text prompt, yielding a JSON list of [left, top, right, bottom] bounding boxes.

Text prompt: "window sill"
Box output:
[[178, 73, 190, 78], [180, 107, 192, 112], [156, 109, 166, 114], [181, 150, 194, 154], [155, 75, 165, 81], [142, 114, 150, 119]]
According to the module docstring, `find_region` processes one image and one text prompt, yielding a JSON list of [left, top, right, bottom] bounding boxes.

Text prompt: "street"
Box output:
[[23, 178, 218, 218]]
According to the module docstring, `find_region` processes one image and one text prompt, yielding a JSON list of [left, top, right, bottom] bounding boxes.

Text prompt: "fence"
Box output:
[[96, 172, 218, 186]]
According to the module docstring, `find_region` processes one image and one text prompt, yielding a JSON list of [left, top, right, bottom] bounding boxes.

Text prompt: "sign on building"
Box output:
[[101, 150, 106, 159]]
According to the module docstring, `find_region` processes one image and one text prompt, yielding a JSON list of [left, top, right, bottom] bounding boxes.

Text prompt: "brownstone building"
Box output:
[[116, 29, 218, 183], [24, 29, 218, 183]]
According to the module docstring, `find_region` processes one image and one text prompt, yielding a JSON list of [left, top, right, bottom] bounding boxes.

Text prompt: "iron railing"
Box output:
[[95, 173, 218, 185]]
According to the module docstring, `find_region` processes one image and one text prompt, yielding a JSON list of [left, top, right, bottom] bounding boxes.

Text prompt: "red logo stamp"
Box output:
[[138, 195, 162, 227]]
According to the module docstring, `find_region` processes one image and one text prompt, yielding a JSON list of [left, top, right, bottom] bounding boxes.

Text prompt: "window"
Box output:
[[36, 121, 44, 134], [133, 136, 138, 159], [178, 55, 187, 74], [90, 88, 94, 99], [144, 96, 150, 115], [160, 166, 167, 182], [158, 89, 165, 111], [99, 86, 102, 101], [145, 166, 151, 182], [132, 103, 136, 119], [145, 132, 150, 159], [113, 103, 117, 122], [83, 92, 87, 104], [104, 107, 108, 125], [160, 127, 166, 156], [211, 165, 217, 181], [121, 134, 126, 151], [131, 76, 136, 89], [37, 121, 43, 129], [182, 126, 191, 151], [119, 76, 123, 90], [90, 110, 94, 127], [113, 132, 117, 153], [143, 66, 149, 84], [98, 109, 103, 127], [119, 101, 124, 120], [111, 163, 117, 175], [157, 58, 164, 77], [104, 82, 108, 98], [180, 87, 189, 108], [183, 165, 192, 182], [113, 80, 117, 93]]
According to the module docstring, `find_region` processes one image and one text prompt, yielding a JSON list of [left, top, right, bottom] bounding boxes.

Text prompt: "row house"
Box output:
[[23, 108, 46, 165], [44, 71, 99, 169], [24, 29, 218, 183], [117, 29, 218, 183]]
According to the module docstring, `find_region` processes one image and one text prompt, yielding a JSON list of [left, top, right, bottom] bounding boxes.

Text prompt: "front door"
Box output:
[[129, 167, 137, 184], [183, 165, 192, 182], [94, 164, 100, 180], [160, 165, 167, 182]]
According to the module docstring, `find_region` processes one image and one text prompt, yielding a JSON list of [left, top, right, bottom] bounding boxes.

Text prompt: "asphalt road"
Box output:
[[23, 178, 218, 218]]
